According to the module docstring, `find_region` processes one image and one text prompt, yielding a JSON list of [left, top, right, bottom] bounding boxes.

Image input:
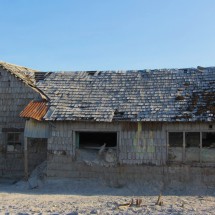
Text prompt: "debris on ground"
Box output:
[[15, 161, 47, 189], [0, 178, 214, 214], [156, 193, 164, 206]]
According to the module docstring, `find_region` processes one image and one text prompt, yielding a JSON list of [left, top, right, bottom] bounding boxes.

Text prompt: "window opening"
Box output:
[[168, 131, 215, 164], [78, 132, 117, 149], [185, 132, 200, 162], [202, 132, 215, 163], [27, 138, 48, 171], [202, 132, 215, 148], [75, 131, 118, 165], [7, 132, 22, 152], [168, 132, 183, 162]]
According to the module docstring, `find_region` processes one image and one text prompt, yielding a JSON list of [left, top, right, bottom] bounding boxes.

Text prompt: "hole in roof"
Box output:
[[179, 68, 188, 72], [87, 71, 96, 76], [114, 109, 125, 116]]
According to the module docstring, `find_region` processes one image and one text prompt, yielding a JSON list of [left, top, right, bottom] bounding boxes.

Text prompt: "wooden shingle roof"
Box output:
[[0, 61, 49, 100], [0, 61, 37, 85], [35, 68, 215, 122]]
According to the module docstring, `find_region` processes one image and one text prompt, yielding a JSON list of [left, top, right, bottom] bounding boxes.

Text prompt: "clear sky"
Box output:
[[0, 0, 215, 71]]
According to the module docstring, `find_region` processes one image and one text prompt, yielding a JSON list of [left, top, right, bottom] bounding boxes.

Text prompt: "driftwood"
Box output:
[[156, 194, 164, 206], [136, 198, 142, 207], [118, 198, 143, 209]]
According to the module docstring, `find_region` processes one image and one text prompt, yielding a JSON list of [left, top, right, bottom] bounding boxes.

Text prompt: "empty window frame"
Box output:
[[185, 132, 200, 162], [202, 132, 215, 163], [76, 132, 117, 149], [168, 131, 215, 163], [7, 132, 23, 152], [168, 132, 183, 162]]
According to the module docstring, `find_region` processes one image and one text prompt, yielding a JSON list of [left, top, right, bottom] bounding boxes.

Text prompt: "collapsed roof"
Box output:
[[0, 61, 37, 85], [0, 61, 49, 100], [23, 67, 215, 122]]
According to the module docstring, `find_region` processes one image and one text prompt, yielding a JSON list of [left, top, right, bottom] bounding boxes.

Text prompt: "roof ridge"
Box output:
[[0, 61, 49, 101], [37, 67, 215, 74], [0, 61, 38, 72]]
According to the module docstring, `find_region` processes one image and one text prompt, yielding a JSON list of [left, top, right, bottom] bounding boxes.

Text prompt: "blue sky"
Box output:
[[0, 0, 215, 71]]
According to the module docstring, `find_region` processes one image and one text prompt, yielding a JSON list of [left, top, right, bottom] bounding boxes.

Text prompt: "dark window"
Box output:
[[169, 132, 183, 147], [169, 131, 215, 163], [202, 132, 215, 148], [7, 132, 22, 151], [185, 132, 200, 148], [202, 132, 215, 163], [77, 132, 117, 149], [185, 132, 200, 162], [168, 132, 183, 162]]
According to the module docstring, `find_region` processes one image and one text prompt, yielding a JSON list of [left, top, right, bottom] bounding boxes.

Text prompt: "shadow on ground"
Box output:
[[0, 178, 214, 197]]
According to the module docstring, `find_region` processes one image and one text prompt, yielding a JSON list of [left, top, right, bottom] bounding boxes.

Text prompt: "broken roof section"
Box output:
[[34, 67, 215, 122], [0, 61, 49, 100], [20, 100, 48, 121], [0, 61, 37, 85]]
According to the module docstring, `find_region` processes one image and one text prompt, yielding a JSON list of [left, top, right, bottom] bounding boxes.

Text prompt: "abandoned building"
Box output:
[[0, 62, 48, 178], [1, 62, 215, 185]]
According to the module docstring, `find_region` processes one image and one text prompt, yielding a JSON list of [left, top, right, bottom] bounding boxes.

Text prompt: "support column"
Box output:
[[182, 131, 185, 162], [166, 130, 169, 163], [200, 132, 202, 165], [24, 137, 28, 180]]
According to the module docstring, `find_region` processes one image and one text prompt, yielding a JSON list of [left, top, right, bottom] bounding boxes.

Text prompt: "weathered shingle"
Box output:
[[0, 61, 50, 100], [36, 68, 215, 122], [0, 61, 37, 85]]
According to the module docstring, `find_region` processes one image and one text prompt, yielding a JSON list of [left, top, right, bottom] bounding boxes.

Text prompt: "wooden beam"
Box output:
[[200, 132, 202, 165], [24, 137, 28, 180], [183, 131, 185, 162]]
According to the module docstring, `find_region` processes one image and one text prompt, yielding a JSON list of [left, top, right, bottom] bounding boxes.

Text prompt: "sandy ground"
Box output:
[[0, 178, 215, 215]]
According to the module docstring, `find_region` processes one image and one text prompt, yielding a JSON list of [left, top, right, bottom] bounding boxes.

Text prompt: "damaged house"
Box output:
[[0, 62, 48, 178], [19, 66, 215, 184]]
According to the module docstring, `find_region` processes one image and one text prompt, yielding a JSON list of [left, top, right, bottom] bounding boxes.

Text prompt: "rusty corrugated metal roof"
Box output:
[[20, 100, 48, 121]]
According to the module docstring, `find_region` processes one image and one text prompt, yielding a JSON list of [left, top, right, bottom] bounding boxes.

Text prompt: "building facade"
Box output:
[[0, 62, 47, 178], [0, 62, 214, 185]]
